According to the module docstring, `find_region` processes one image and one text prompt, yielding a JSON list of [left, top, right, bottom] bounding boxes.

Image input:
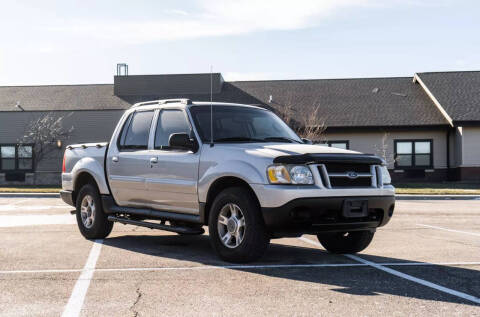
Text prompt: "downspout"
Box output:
[[446, 128, 451, 180]]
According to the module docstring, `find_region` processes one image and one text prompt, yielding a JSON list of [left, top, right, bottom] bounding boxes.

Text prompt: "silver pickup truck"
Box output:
[[60, 99, 395, 263]]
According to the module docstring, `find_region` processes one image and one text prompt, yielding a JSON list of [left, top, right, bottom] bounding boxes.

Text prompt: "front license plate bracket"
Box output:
[[342, 199, 368, 218]]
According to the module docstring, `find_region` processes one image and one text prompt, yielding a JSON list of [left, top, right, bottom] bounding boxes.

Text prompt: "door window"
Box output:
[[120, 111, 154, 150], [154, 110, 191, 149]]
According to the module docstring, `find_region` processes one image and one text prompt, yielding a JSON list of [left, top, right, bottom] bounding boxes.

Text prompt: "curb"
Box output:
[[1, 192, 479, 200], [0, 192, 60, 198], [396, 194, 480, 200]]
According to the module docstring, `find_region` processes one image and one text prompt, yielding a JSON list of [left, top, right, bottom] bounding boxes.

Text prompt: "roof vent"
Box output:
[[372, 87, 379, 94], [116, 63, 128, 76]]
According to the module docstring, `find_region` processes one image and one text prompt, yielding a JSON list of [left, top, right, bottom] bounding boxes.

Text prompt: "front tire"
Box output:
[[75, 184, 113, 239], [317, 230, 374, 254], [208, 187, 270, 263]]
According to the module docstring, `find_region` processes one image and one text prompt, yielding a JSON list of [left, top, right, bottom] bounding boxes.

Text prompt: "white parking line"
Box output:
[[417, 224, 480, 237], [298, 237, 480, 305], [0, 214, 75, 227], [9, 199, 29, 206], [61, 239, 103, 317], [346, 254, 480, 305], [2, 262, 480, 275], [0, 205, 68, 212]]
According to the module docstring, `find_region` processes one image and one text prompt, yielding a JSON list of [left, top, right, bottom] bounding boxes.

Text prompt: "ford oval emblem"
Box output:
[[346, 171, 358, 179]]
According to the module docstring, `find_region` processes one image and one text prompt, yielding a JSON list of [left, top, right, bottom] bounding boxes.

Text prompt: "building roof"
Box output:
[[416, 71, 480, 124], [0, 73, 458, 128], [0, 84, 130, 111], [228, 77, 449, 128]]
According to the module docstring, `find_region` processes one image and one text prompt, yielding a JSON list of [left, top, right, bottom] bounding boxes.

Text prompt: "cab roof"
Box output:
[[130, 99, 265, 111]]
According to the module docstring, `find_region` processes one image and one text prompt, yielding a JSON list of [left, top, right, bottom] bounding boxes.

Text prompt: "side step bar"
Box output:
[[101, 195, 203, 224], [108, 216, 205, 235]]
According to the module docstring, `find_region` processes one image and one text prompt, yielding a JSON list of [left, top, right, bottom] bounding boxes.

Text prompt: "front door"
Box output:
[[145, 108, 200, 214]]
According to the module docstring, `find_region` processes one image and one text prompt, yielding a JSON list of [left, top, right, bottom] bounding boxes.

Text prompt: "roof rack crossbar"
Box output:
[[130, 98, 192, 108]]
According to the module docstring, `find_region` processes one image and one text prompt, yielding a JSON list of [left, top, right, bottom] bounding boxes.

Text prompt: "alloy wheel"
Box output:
[[217, 203, 246, 248], [80, 195, 95, 229]]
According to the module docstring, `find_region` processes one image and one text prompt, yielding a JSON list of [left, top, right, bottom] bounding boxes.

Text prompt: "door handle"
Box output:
[[112, 156, 119, 162], [150, 157, 158, 164]]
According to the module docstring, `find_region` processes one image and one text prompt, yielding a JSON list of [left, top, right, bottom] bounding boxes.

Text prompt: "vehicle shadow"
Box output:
[[102, 233, 480, 306]]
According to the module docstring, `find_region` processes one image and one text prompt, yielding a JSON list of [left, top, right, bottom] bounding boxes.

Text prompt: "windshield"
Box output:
[[189, 105, 302, 143]]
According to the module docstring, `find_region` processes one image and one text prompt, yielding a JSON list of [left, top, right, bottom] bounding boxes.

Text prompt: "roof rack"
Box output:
[[130, 99, 192, 108]]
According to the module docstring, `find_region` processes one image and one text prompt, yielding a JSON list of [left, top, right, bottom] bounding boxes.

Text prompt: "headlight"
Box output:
[[289, 165, 314, 184], [380, 166, 391, 185], [267, 165, 314, 185]]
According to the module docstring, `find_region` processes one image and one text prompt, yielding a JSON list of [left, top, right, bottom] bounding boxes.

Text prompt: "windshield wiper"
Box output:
[[214, 137, 267, 143], [263, 137, 302, 143]]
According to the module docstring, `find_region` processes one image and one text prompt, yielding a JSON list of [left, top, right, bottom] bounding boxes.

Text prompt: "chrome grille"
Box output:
[[317, 164, 380, 188]]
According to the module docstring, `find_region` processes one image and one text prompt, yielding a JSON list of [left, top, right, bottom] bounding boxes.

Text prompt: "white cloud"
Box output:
[[164, 9, 189, 16], [44, 0, 376, 44]]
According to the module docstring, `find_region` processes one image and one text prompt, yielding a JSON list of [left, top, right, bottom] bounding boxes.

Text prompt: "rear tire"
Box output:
[[75, 184, 113, 239], [208, 187, 270, 263], [317, 230, 374, 254]]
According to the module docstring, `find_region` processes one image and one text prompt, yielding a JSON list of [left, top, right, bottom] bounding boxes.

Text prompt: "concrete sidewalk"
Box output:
[[396, 194, 480, 200], [0, 192, 60, 198]]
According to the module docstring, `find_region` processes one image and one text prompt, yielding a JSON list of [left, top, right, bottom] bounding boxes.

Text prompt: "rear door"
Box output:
[[145, 108, 200, 214], [107, 109, 156, 207]]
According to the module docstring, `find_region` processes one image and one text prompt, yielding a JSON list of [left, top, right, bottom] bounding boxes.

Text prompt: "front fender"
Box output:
[[198, 159, 265, 203], [72, 157, 110, 194]]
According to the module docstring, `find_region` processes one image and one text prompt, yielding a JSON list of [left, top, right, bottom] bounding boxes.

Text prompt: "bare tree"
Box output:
[[374, 132, 394, 165], [18, 112, 74, 173], [273, 91, 327, 142], [300, 105, 327, 142]]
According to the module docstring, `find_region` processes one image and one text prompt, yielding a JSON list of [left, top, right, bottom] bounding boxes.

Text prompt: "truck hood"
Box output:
[[215, 142, 361, 159], [211, 143, 385, 165]]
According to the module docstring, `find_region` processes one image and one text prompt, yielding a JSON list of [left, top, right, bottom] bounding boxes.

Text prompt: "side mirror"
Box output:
[[168, 133, 195, 150], [302, 138, 313, 144]]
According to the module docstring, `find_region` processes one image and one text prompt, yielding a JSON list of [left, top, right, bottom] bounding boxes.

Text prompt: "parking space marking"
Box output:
[[298, 237, 480, 305], [345, 254, 480, 305], [0, 205, 68, 212], [2, 262, 480, 275], [61, 239, 103, 317], [9, 199, 29, 205], [90, 261, 480, 272], [0, 214, 75, 227], [417, 224, 480, 237]]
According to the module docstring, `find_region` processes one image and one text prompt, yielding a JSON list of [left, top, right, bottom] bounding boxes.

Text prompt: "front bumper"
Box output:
[[60, 190, 75, 207], [250, 183, 395, 208], [261, 195, 395, 237]]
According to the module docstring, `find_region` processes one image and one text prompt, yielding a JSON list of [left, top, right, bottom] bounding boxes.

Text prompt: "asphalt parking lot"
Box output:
[[1, 196, 479, 316]]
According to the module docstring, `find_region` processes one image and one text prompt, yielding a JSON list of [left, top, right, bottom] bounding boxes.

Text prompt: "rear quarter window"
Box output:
[[119, 111, 154, 150]]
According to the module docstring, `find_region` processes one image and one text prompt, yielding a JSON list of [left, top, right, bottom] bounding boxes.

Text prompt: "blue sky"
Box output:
[[0, 0, 478, 85]]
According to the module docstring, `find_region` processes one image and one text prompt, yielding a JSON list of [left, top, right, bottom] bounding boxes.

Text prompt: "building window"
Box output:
[[0, 144, 34, 171], [326, 140, 349, 150], [394, 140, 432, 168]]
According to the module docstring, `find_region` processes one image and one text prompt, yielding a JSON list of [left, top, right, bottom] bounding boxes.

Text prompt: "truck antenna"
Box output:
[[210, 66, 214, 147]]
